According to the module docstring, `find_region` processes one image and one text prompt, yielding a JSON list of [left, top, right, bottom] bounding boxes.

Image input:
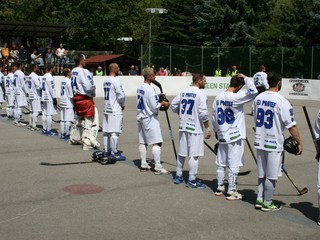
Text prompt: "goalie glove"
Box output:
[[158, 93, 169, 111], [284, 136, 299, 155]]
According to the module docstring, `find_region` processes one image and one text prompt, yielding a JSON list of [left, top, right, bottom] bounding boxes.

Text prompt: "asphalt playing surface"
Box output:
[[0, 97, 319, 239]]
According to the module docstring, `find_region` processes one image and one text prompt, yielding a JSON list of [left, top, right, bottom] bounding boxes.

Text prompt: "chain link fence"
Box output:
[[140, 44, 320, 79]]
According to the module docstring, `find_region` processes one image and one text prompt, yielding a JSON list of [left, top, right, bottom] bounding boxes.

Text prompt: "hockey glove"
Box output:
[[53, 98, 57, 106], [284, 136, 299, 155]]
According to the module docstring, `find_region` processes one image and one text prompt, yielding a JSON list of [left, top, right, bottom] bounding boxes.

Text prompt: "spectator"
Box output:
[[176, 69, 182, 76], [225, 68, 231, 77], [215, 67, 222, 77], [231, 65, 238, 76], [9, 45, 19, 63], [45, 48, 54, 68], [55, 43, 66, 75], [164, 66, 170, 76], [128, 64, 137, 76], [118, 68, 123, 76], [95, 66, 103, 76], [157, 67, 166, 76], [19, 45, 28, 64], [172, 67, 177, 76], [30, 49, 41, 65], [1, 43, 10, 69]]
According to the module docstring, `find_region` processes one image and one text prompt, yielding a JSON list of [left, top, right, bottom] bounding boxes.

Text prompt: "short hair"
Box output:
[[30, 64, 37, 71], [259, 65, 266, 72], [229, 75, 245, 87], [142, 67, 154, 78], [74, 54, 85, 66], [109, 63, 118, 72], [192, 73, 205, 83], [267, 72, 281, 88], [63, 68, 71, 77]]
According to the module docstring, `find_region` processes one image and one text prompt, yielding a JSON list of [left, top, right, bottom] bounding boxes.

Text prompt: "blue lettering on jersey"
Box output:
[[261, 100, 276, 108], [217, 100, 233, 107]]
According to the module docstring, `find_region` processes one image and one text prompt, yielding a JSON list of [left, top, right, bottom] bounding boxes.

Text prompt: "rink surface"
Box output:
[[0, 97, 319, 240]]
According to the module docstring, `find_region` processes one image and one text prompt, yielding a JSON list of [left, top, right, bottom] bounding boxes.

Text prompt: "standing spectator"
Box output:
[[5, 65, 16, 119], [231, 65, 238, 76], [13, 62, 28, 126], [212, 73, 257, 200], [18, 45, 28, 65], [225, 67, 231, 77], [101, 63, 126, 162], [26, 64, 41, 131], [215, 67, 222, 77], [71, 54, 99, 150], [164, 66, 170, 76], [136, 67, 170, 174], [9, 45, 19, 64], [128, 64, 137, 76], [60, 68, 74, 141], [41, 64, 58, 136], [95, 66, 103, 76], [30, 49, 41, 65], [117, 68, 123, 76], [313, 110, 320, 225], [171, 73, 211, 188], [55, 43, 66, 75], [171, 67, 177, 76], [38, 53, 45, 75], [1, 43, 10, 70], [45, 48, 54, 69], [253, 72, 302, 211], [157, 67, 166, 76]]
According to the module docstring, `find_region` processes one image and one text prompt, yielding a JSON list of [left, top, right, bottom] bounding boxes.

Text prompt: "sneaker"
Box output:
[[41, 130, 47, 135], [317, 217, 320, 226], [103, 150, 111, 158], [226, 191, 243, 200], [65, 135, 70, 141], [174, 175, 185, 184], [109, 152, 126, 161], [140, 164, 152, 172], [215, 185, 225, 196], [255, 199, 264, 209], [46, 130, 57, 136], [186, 179, 206, 189], [31, 126, 40, 131], [60, 134, 66, 139], [19, 122, 27, 126], [13, 121, 20, 127], [153, 168, 170, 175], [261, 201, 281, 212], [27, 125, 32, 129]]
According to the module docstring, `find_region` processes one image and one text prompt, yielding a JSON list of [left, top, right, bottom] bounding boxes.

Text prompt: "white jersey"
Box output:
[[71, 67, 95, 98], [212, 77, 257, 144], [171, 86, 209, 134], [314, 110, 320, 140], [0, 71, 4, 102], [136, 83, 160, 120], [253, 71, 269, 89], [253, 91, 296, 151], [60, 77, 74, 108], [13, 69, 27, 96], [56, 48, 65, 57], [5, 73, 15, 97], [103, 76, 125, 115], [26, 72, 41, 100], [41, 73, 56, 102]]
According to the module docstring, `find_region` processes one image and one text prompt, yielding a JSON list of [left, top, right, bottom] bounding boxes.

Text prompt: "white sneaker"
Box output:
[[153, 168, 170, 175], [140, 164, 152, 172], [226, 191, 243, 200], [215, 185, 225, 196]]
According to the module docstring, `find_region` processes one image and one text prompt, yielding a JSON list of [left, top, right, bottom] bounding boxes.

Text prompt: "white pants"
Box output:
[[216, 139, 244, 167], [138, 116, 163, 145], [178, 131, 204, 157], [256, 149, 282, 180]]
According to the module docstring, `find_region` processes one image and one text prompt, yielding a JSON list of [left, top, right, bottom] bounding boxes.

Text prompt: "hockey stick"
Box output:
[[281, 152, 308, 195], [302, 106, 319, 162], [151, 79, 177, 159], [204, 141, 251, 176], [245, 137, 257, 164], [252, 127, 308, 195]]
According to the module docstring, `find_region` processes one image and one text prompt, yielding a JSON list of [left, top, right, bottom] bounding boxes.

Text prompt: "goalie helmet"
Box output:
[[284, 136, 299, 155], [92, 150, 104, 161], [158, 93, 169, 111]]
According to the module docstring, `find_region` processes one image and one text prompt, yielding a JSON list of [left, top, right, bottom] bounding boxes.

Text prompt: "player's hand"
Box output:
[[237, 73, 247, 79], [53, 98, 57, 106], [204, 128, 211, 139], [161, 101, 170, 108], [296, 143, 303, 155]]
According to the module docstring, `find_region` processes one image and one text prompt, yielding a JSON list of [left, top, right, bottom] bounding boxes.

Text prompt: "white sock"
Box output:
[[257, 178, 265, 200], [264, 178, 276, 203], [65, 121, 71, 135], [217, 166, 225, 186], [42, 114, 47, 130], [188, 156, 199, 181], [228, 166, 239, 192], [139, 144, 147, 166], [152, 145, 162, 170], [111, 133, 119, 154], [103, 133, 110, 153], [60, 121, 66, 135], [32, 112, 38, 128], [47, 115, 52, 131]]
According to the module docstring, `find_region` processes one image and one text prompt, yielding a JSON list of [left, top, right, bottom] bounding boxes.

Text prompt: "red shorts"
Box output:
[[73, 94, 95, 118]]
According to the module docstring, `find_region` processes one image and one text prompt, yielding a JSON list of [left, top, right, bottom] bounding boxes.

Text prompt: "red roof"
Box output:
[[85, 54, 124, 64]]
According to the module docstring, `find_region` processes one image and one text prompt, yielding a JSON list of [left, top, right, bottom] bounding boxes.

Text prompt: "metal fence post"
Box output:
[[249, 46, 252, 76], [201, 46, 204, 72], [170, 45, 172, 73], [281, 47, 284, 75], [311, 46, 314, 79]]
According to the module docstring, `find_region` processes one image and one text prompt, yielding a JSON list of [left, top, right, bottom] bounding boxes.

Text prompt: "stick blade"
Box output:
[[238, 170, 251, 176], [299, 187, 308, 195]]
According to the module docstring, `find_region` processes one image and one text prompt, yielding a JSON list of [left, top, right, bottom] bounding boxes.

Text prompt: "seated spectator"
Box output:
[[128, 64, 137, 75], [176, 68, 182, 76]]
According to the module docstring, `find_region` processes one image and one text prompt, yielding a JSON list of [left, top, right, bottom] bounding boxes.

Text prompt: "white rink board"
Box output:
[[53, 76, 320, 100]]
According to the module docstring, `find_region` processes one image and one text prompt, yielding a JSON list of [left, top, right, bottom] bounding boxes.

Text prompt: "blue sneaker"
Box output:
[[41, 130, 47, 135], [186, 179, 206, 189], [174, 175, 185, 184], [65, 135, 70, 141], [103, 150, 111, 158], [109, 152, 126, 161], [60, 134, 66, 139], [46, 130, 57, 136]]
